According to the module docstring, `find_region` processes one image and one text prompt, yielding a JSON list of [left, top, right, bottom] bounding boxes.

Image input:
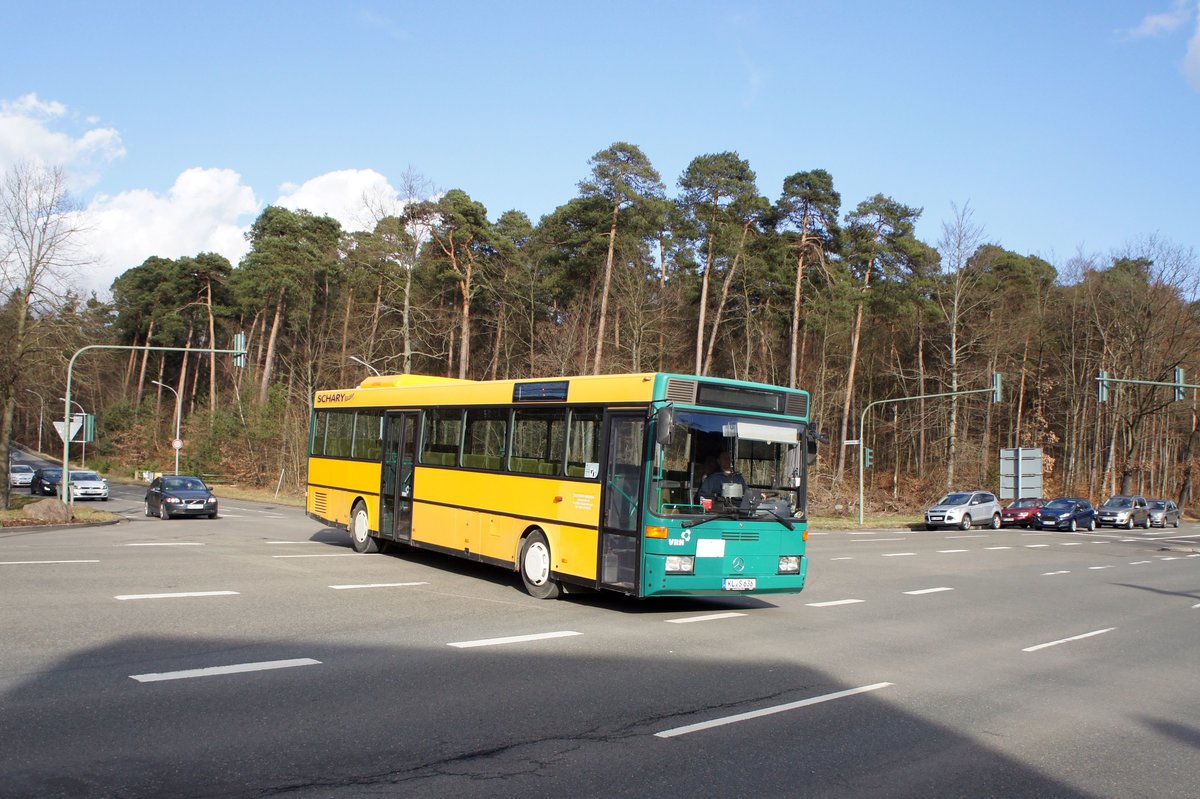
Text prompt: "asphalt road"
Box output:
[[2, 482, 1198, 798]]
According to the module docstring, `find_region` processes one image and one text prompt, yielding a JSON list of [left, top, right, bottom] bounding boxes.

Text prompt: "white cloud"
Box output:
[[0, 93, 124, 188], [276, 168, 403, 232], [1125, 1, 1192, 38], [1187, 8, 1200, 90], [76, 168, 260, 296]]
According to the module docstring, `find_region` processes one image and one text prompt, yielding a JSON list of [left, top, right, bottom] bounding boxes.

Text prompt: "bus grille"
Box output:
[[787, 394, 809, 418], [313, 492, 327, 514], [722, 531, 759, 541], [665, 378, 698, 404]]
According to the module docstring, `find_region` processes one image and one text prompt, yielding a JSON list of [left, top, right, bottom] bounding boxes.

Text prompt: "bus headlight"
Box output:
[[778, 556, 801, 573], [665, 555, 694, 574]]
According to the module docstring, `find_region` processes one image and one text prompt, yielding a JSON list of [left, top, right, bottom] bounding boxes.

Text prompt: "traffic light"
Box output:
[[233, 331, 247, 368], [1098, 370, 1109, 403], [1175, 367, 1185, 402], [992, 373, 1002, 404], [863, 447, 873, 469]]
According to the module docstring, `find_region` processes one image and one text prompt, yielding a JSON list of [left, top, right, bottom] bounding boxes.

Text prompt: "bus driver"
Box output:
[[700, 451, 746, 502]]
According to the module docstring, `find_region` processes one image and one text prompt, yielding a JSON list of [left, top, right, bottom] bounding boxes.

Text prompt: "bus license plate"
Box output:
[[723, 578, 756, 591]]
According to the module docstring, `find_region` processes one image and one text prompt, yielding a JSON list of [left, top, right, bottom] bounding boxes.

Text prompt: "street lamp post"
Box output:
[[60, 398, 87, 467], [151, 380, 181, 475], [349, 355, 381, 376]]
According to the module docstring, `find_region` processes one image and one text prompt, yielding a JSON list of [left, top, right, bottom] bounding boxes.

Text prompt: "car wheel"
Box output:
[[990, 513, 1001, 530], [1143, 516, 1151, 529], [207, 512, 217, 519], [1069, 519, 1077, 532], [160, 504, 170, 520], [1173, 517, 1180, 528], [520, 530, 562, 599], [1125, 518, 1134, 530], [1088, 517, 1096, 531], [349, 501, 379, 553], [959, 515, 972, 531], [144, 501, 153, 517]]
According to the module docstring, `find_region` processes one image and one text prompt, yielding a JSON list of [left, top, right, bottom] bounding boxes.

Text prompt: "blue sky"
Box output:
[[3, 1, 1198, 296]]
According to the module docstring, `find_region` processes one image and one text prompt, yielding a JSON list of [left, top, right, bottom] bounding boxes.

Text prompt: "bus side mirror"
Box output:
[[806, 440, 818, 466], [655, 406, 674, 446]]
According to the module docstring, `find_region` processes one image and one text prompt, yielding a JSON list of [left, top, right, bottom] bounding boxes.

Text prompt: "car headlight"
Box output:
[[1058, 513, 1071, 519], [779, 556, 801, 573], [1116, 512, 1128, 521], [164, 496, 181, 504], [664, 555, 694, 574], [942, 511, 957, 520]]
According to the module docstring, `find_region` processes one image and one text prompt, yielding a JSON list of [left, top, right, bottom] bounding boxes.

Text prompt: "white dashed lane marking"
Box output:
[[903, 587, 953, 595], [806, 599, 865, 608], [131, 658, 320, 682], [115, 591, 239, 601], [1023, 628, 1115, 653], [654, 683, 894, 738], [448, 631, 582, 649], [665, 612, 746, 624]]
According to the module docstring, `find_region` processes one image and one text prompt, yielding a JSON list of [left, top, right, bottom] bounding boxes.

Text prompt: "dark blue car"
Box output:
[[1034, 497, 1095, 531]]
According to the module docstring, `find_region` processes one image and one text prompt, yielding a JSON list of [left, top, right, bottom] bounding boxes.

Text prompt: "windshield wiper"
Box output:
[[681, 512, 739, 529]]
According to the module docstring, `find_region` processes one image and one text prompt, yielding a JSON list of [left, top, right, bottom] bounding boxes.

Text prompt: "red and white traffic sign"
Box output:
[[171, 438, 183, 450]]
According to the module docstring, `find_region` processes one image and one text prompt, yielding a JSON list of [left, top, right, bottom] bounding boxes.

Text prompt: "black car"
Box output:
[[144, 475, 219, 519], [1034, 497, 1096, 531], [30, 467, 63, 496]]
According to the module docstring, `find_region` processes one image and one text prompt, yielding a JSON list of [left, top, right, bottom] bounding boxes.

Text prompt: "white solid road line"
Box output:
[[130, 658, 321, 682], [937, 549, 969, 553], [1025, 544, 1050, 548], [882, 552, 916, 557], [271, 553, 359, 558], [1088, 565, 1114, 570], [266, 541, 322, 544], [903, 587, 953, 595], [654, 682, 894, 738], [1023, 627, 1115, 653], [448, 631, 582, 648], [115, 591, 239, 601], [830, 556, 854, 560], [1130, 560, 1152, 565], [1042, 571, 1071, 576], [806, 599, 865, 607], [666, 612, 747, 624], [329, 582, 429, 589], [1, 559, 99, 565]]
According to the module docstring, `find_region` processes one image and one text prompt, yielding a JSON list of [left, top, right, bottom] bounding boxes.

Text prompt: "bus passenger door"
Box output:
[[380, 411, 418, 543], [599, 413, 644, 592]]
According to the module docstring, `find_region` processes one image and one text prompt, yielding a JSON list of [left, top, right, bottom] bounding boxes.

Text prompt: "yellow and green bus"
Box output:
[[306, 372, 820, 599]]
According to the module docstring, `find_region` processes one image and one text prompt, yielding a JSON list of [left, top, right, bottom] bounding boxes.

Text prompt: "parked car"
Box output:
[[144, 475, 218, 520], [30, 467, 63, 496], [1147, 498, 1181, 528], [67, 470, 109, 501], [8, 463, 34, 488], [925, 490, 1002, 530], [1001, 497, 1045, 528], [1034, 497, 1096, 531], [1095, 495, 1151, 529]]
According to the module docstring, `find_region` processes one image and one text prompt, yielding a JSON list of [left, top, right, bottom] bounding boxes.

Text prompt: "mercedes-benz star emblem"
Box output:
[[732, 557, 745, 573]]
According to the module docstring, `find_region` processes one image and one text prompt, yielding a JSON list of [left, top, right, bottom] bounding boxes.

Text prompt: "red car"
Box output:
[[1001, 497, 1045, 528]]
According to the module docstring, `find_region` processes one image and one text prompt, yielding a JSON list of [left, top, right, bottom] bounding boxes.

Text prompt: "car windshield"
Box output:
[[13, 465, 33, 473], [1010, 499, 1039, 508], [1044, 499, 1073, 509], [1149, 501, 1166, 509], [936, 493, 972, 506], [164, 477, 206, 491], [42, 469, 62, 479], [1102, 498, 1133, 509], [71, 472, 100, 481]]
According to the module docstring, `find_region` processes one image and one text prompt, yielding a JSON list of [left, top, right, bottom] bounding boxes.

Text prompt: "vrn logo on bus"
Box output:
[[669, 530, 692, 547]]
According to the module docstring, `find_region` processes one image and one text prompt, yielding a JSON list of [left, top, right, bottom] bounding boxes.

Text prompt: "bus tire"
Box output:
[[349, 501, 379, 553], [520, 530, 561, 600]]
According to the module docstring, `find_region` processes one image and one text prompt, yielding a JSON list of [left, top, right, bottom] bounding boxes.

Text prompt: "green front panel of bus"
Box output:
[[639, 520, 808, 597]]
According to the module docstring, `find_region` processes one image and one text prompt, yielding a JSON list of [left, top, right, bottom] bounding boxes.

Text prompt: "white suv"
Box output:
[[925, 490, 1002, 531]]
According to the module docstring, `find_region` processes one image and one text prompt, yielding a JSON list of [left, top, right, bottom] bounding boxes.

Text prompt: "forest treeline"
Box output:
[[3, 147, 1199, 511]]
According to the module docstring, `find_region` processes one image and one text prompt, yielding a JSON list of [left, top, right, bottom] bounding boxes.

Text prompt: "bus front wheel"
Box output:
[[520, 531, 562, 600], [349, 501, 379, 553]]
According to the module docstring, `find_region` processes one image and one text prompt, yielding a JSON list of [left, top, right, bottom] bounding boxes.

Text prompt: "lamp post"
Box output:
[[60, 398, 87, 467], [349, 355, 381, 376], [25, 389, 44, 453], [151, 380, 181, 475]]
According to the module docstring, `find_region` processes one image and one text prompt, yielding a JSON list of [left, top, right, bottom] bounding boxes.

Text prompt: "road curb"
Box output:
[[0, 517, 123, 536]]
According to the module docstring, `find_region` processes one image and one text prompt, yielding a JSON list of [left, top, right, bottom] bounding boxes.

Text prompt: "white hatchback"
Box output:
[[9, 463, 35, 487], [68, 470, 110, 501], [925, 490, 1002, 531]]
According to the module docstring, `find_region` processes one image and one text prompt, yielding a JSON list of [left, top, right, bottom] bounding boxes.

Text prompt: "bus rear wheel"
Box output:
[[520, 531, 561, 600], [349, 501, 379, 553]]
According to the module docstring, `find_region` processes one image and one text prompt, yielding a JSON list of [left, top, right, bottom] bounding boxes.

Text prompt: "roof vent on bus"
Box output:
[[787, 394, 809, 418], [665, 378, 698, 404]]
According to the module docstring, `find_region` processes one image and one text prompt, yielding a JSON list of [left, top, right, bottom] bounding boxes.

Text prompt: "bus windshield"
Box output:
[[651, 409, 803, 520]]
